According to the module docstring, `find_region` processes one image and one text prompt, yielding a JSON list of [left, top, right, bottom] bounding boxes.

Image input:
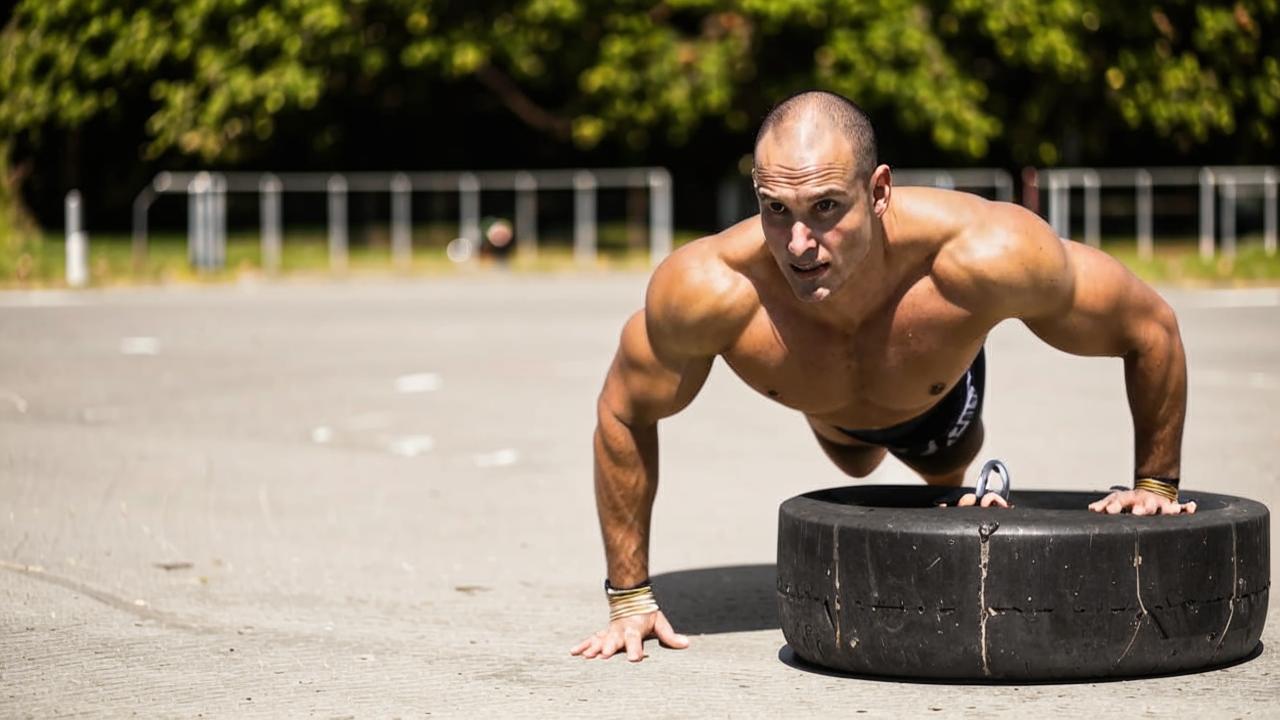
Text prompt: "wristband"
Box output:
[[604, 579, 660, 621], [1134, 477, 1179, 502]]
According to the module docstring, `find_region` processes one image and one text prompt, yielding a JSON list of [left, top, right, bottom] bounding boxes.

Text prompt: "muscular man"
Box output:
[[570, 91, 1194, 663]]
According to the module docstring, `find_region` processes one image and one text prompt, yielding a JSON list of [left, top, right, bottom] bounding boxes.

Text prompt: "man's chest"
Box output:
[[720, 283, 989, 427]]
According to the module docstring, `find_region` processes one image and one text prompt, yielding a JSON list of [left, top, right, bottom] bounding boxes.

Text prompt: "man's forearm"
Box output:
[[593, 410, 660, 587], [1124, 310, 1187, 479]]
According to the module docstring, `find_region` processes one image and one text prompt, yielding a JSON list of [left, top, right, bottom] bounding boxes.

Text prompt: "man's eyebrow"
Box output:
[[755, 186, 849, 201]]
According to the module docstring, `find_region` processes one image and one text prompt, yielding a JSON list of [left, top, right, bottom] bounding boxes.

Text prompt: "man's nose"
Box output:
[[788, 222, 817, 257]]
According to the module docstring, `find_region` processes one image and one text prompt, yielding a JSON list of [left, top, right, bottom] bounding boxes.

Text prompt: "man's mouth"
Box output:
[[790, 262, 829, 278]]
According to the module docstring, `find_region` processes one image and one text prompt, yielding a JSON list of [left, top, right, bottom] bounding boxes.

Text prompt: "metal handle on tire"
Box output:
[[975, 459, 1012, 502]]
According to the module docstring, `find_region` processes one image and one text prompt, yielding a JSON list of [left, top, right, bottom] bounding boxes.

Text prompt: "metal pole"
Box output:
[[1199, 167, 1216, 260], [573, 170, 597, 266], [1058, 175, 1071, 239], [189, 172, 211, 270], [391, 172, 412, 269], [260, 174, 282, 274], [514, 171, 538, 261], [993, 170, 1014, 203], [327, 174, 348, 272], [1136, 169, 1153, 261], [1083, 170, 1100, 247], [1046, 173, 1062, 236], [1220, 175, 1237, 260], [212, 173, 226, 270], [65, 190, 87, 288], [458, 172, 481, 254], [649, 169, 673, 265], [1264, 168, 1277, 257]]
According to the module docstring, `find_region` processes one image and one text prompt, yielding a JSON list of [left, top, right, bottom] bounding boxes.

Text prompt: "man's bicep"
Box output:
[[600, 311, 715, 426]]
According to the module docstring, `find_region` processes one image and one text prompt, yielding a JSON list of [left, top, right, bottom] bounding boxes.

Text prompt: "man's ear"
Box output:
[[750, 167, 759, 191], [870, 164, 892, 217]]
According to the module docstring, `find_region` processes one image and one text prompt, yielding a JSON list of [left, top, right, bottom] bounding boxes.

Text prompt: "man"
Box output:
[[570, 91, 1194, 663]]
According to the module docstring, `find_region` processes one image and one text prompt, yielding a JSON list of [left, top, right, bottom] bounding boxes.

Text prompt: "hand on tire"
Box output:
[[1088, 488, 1197, 515], [570, 610, 689, 662], [938, 492, 1010, 508]]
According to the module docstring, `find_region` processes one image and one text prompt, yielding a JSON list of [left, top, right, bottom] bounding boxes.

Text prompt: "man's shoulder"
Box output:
[[929, 198, 1072, 319], [644, 220, 761, 357]]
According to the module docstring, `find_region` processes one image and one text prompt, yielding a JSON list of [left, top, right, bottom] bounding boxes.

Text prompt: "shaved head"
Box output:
[[754, 90, 878, 180]]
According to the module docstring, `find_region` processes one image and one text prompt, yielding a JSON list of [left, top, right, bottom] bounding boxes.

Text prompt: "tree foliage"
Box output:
[[1, 0, 1277, 169]]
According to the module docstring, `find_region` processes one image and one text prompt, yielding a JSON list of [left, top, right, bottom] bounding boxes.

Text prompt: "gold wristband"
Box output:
[[1134, 477, 1179, 502], [607, 584, 660, 621]]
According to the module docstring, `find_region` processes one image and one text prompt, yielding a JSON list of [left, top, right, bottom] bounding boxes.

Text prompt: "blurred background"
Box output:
[[1, 0, 1277, 285]]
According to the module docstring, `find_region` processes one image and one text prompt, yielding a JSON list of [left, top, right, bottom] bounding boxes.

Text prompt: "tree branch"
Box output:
[[473, 64, 572, 142]]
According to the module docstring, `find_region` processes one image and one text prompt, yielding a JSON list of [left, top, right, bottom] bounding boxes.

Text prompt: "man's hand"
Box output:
[[1088, 488, 1197, 515], [938, 492, 1010, 508], [570, 610, 690, 662]]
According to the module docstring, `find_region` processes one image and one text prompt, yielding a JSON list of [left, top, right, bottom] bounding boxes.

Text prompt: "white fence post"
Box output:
[[573, 170, 597, 266], [65, 190, 87, 287], [327, 174, 348, 272], [648, 169, 673, 266], [211, 173, 227, 270], [390, 173, 412, 269], [1135, 169, 1153, 261], [458, 172, 481, 253], [1219, 175, 1237, 260], [1264, 168, 1277, 257], [1083, 169, 1101, 247], [260, 174, 282, 274], [514, 171, 538, 261], [1198, 167, 1216, 260], [188, 172, 213, 270]]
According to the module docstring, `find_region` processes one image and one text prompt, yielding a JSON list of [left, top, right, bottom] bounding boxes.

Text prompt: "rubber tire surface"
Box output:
[[777, 486, 1269, 680]]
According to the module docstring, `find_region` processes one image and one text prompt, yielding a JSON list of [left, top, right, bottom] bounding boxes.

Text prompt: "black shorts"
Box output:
[[836, 348, 986, 461]]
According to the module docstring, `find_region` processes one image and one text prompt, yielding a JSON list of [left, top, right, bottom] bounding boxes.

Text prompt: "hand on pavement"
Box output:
[[570, 610, 689, 662]]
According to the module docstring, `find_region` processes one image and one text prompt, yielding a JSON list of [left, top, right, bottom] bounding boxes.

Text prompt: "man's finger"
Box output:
[[599, 634, 620, 659], [1106, 499, 1124, 514], [1161, 499, 1183, 516], [979, 493, 1009, 508], [623, 627, 644, 662], [1184, 500, 1197, 514], [654, 613, 690, 649], [581, 637, 601, 659], [956, 493, 977, 507], [570, 637, 594, 656]]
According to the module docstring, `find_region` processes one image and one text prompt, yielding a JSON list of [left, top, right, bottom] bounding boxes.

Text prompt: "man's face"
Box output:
[[753, 122, 881, 303]]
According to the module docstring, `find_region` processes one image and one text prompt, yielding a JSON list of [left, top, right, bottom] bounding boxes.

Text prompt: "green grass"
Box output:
[[0, 223, 704, 288], [1101, 235, 1280, 286], [2, 224, 1278, 289]]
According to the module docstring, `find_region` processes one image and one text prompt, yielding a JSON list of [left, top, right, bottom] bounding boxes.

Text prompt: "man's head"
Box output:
[[752, 90, 892, 303]]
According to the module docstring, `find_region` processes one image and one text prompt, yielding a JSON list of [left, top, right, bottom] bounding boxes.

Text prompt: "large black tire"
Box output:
[[777, 486, 1269, 680]]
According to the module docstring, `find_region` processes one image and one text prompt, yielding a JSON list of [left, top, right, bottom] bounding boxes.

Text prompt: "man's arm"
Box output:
[[573, 246, 750, 661], [941, 202, 1192, 514]]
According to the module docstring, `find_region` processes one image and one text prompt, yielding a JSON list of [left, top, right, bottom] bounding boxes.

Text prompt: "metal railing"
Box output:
[[132, 168, 675, 272], [1039, 166, 1278, 260]]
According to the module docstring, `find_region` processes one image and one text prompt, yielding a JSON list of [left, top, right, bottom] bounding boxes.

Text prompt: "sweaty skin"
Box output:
[[571, 113, 1191, 663]]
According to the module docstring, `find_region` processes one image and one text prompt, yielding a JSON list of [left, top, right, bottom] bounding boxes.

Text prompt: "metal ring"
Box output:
[[975, 459, 1012, 501]]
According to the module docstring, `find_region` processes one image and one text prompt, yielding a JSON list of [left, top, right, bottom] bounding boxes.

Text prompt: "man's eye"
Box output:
[[767, 202, 787, 214], [815, 199, 837, 212]]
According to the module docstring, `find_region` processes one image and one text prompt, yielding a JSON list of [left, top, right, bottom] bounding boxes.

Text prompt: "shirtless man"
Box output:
[[570, 91, 1195, 663]]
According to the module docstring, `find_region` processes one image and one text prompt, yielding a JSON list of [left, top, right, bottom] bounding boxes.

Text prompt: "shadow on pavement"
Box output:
[[777, 641, 1266, 685], [651, 564, 778, 635]]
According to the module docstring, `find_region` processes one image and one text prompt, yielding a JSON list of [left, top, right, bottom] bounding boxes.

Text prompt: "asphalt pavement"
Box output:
[[1, 276, 1277, 717]]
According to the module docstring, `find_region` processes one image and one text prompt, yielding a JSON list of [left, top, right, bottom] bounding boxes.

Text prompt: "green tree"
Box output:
[[0, 0, 1276, 183]]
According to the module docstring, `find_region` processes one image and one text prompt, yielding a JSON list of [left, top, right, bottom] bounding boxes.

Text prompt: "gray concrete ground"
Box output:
[[1, 276, 1277, 718]]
